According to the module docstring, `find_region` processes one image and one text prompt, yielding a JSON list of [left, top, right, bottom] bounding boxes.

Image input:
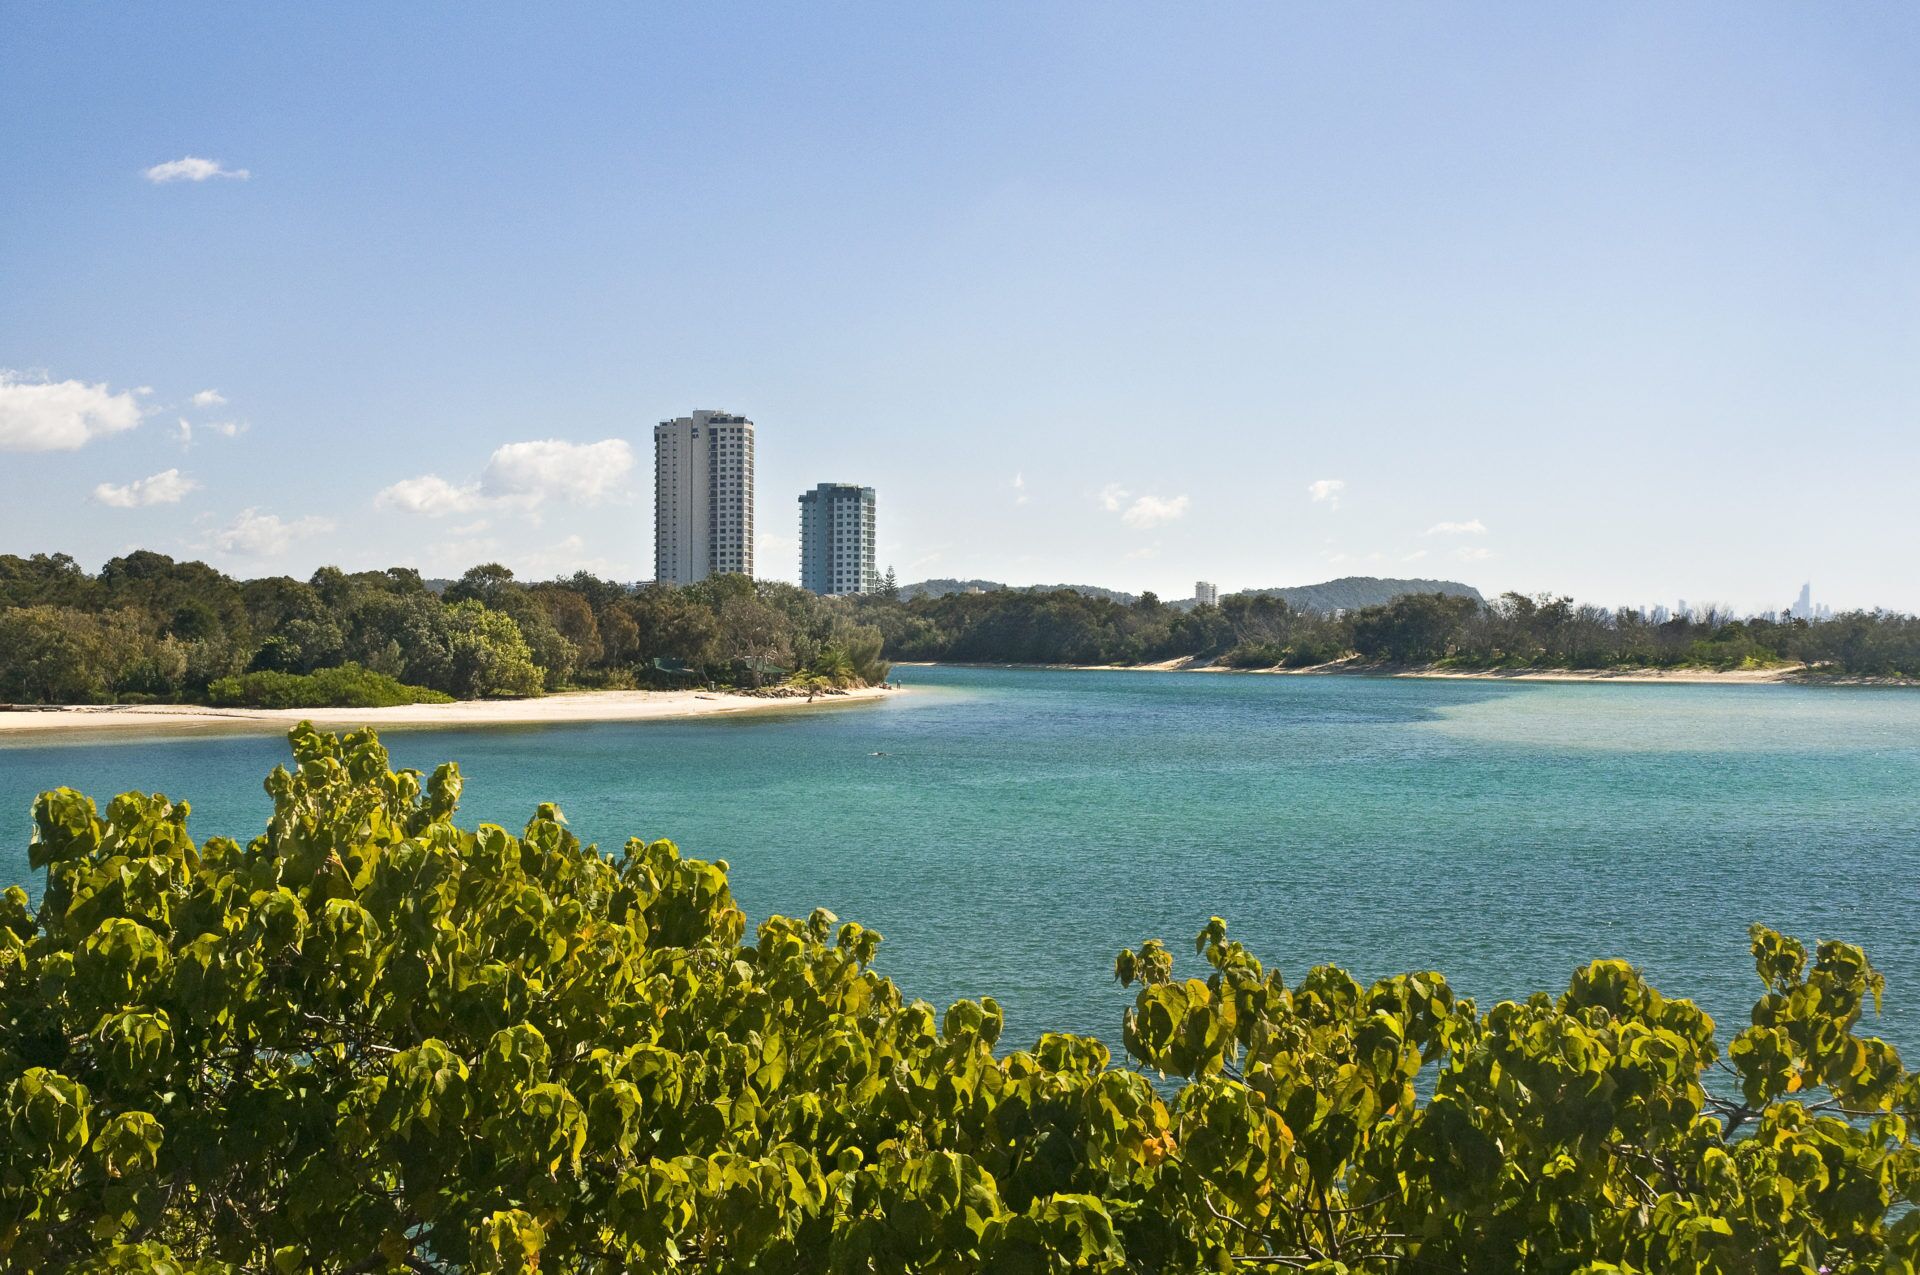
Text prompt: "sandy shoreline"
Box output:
[[900, 659, 1909, 686], [0, 685, 900, 739]]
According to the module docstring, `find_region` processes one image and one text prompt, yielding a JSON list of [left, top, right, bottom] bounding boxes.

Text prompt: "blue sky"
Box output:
[[4, 4, 1917, 610]]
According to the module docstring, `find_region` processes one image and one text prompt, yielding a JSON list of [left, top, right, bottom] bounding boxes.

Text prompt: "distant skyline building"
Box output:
[[799, 483, 877, 596], [1787, 581, 1832, 621], [653, 409, 754, 584], [1195, 580, 1219, 607]]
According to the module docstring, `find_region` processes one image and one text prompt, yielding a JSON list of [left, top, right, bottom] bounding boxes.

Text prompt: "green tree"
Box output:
[[532, 587, 603, 669], [622, 586, 720, 673], [0, 607, 113, 702], [444, 600, 543, 698], [0, 608, 188, 703], [1348, 591, 1478, 663], [443, 562, 520, 610], [0, 553, 100, 610]]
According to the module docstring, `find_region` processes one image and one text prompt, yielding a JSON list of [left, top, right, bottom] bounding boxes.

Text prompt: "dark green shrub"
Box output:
[[205, 662, 452, 708]]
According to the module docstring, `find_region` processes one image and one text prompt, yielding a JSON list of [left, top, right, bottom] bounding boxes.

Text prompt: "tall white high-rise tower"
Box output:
[[653, 409, 755, 584]]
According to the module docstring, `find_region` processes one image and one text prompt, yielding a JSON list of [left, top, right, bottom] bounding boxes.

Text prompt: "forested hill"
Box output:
[[1234, 576, 1483, 613], [902, 574, 1482, 612]]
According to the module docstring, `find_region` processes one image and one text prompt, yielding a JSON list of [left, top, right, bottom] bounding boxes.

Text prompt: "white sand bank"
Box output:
[[0, 686, 899, 739]]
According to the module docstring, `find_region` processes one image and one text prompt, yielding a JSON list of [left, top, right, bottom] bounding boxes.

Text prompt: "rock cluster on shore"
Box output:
[[734, 684, 853, 699]]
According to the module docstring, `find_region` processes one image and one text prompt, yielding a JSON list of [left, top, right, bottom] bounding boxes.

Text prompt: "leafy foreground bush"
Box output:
[[205, 662, 454, 709], [3, 728, 1918, 1273]]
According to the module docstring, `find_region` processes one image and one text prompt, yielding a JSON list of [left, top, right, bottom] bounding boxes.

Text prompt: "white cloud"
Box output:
[[93, 468, 198, 508], [190, 389, 226, 407], [377, 474, 484, 517], [1098, 483, 1130, 513], [0, 372, 145, 451], [1402, 549, 1429, 562], [1307, 479, 1346, 509], [144, 157, 250, 183], [483, 438, 634, 505], [1453, 546, 1493, 562], [383, 438, 636, 519], [1424, 519, 1487, 536], [212, 508, 334, 556], [1011, 472, 1029, 505], [1121, 493, 1190, 529]]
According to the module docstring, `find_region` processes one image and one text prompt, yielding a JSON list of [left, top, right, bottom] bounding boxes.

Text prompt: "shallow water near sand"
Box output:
[[4, 665, 1917, 1056]]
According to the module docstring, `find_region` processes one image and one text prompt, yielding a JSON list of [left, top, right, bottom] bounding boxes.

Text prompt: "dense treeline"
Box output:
[[855, 586, 1920, 677], [0, 553, 887, 705], [5, 726, 1918, 1270], [854, 588, 1238, 666], [3, 551, 1917, 704], [1333, 591, 1920, 676]]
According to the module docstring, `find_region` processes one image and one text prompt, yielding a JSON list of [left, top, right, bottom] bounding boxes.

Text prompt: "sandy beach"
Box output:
[[0, 685, 899, 739]]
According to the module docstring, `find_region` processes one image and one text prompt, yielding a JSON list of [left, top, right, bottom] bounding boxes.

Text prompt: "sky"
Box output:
[[3, 4, 1918, 612]]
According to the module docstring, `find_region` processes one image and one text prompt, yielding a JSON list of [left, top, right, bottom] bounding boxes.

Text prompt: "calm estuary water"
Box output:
[[4, 666, 1917, 1056]]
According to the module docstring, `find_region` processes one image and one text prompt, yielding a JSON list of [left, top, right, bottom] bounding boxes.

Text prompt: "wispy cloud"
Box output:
[[144, 156, 250, 183], [93, 468, 198, 508], [174, 417, 247, 447], [1453, 546, 1493, 562], [1424, 519, 1487, 536], [190, 388, 226, 407], [1098, 482, 1129, 513], [758, 531, 798, 566], [211, 508, 334, 556], [1121, 493, 1190, 529], [1307, 479, 1346, 509], [1011, 472, 1029, 505], [0, 372, 145, 451]]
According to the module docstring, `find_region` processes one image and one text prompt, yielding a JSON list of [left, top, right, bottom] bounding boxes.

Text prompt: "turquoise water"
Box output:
[[4, 666, 1917, 1056]]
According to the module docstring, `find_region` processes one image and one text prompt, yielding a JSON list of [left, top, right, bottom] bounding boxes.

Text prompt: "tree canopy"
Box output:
[[2, 727, 1917, 1271], [2, 549, 1918, 707]]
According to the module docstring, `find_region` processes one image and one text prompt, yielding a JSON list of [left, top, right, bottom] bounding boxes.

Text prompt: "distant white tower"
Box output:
[[1194, 580, 1220, 606], [653, 409, 755, 584], [1790, 582, 1813, 620]]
